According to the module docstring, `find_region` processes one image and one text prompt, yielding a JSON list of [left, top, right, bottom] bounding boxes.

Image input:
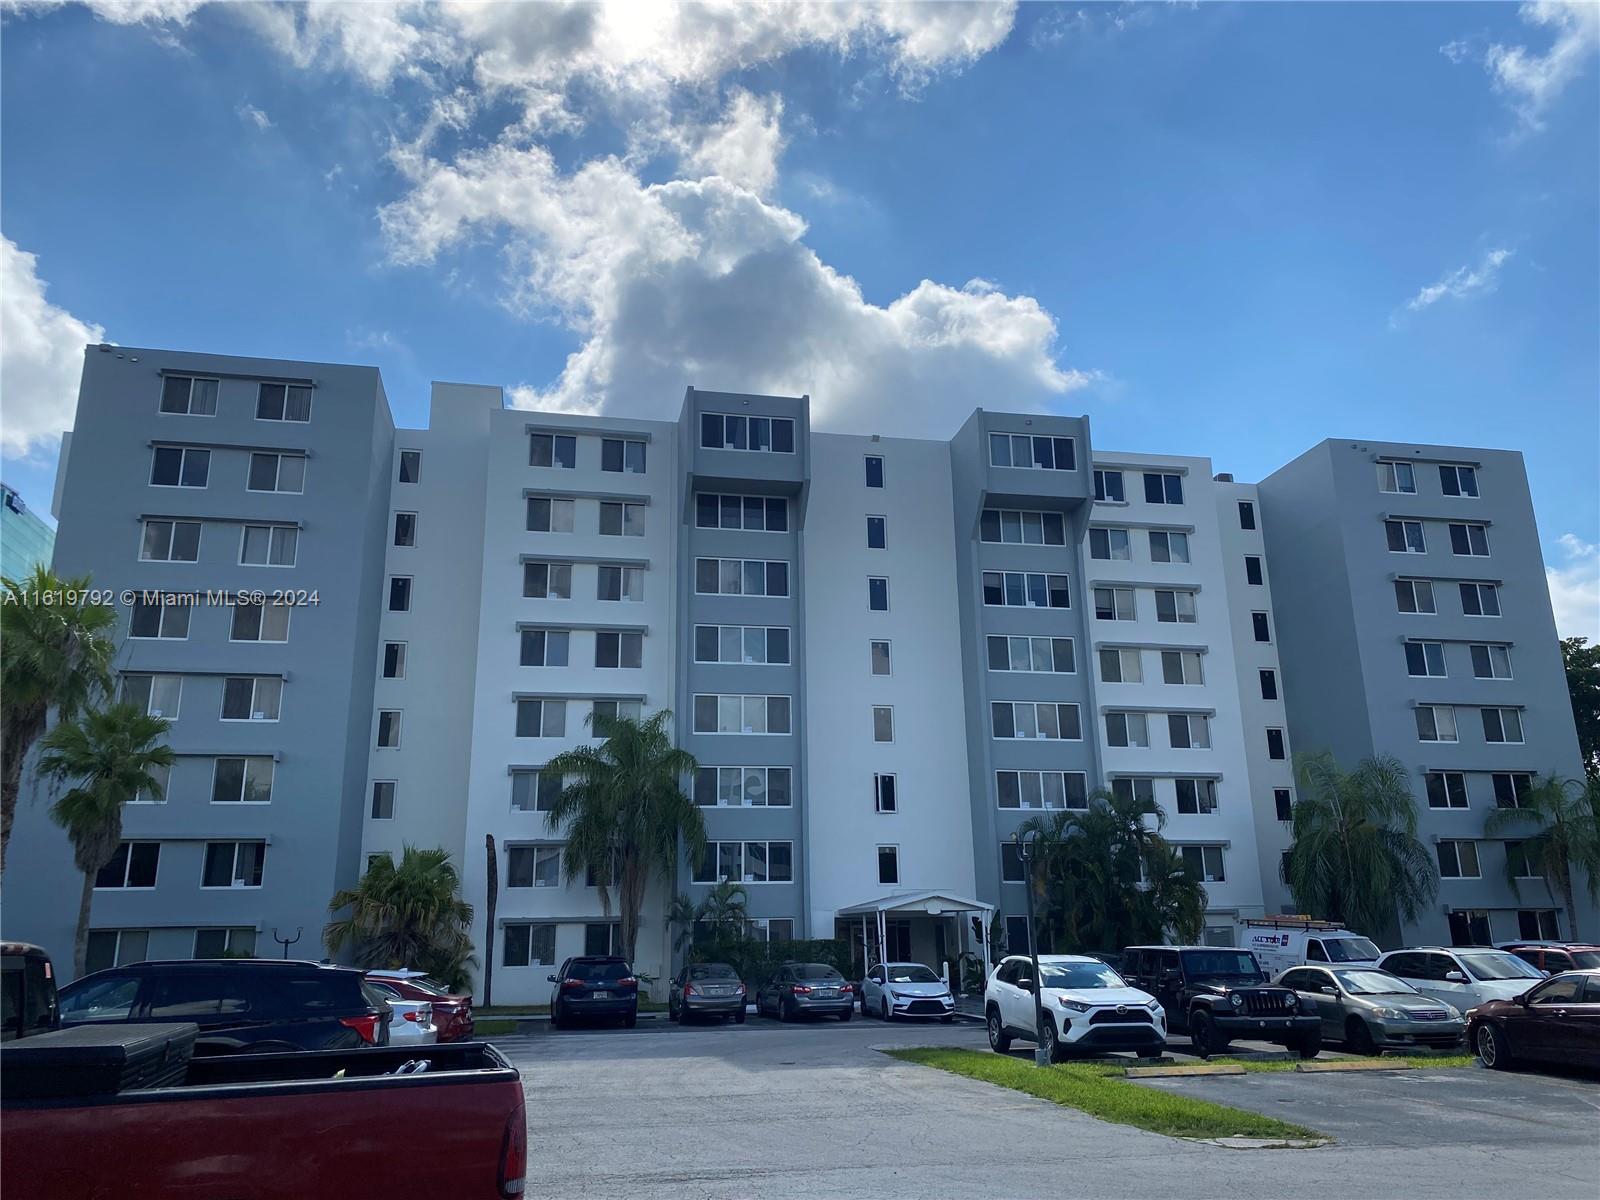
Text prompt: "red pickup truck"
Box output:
[[2, 1024, 526, 1198]]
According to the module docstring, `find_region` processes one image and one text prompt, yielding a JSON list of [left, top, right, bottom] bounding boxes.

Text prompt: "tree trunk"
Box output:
[[620, 857, 645, 964], [483, 834, 497, 1007], [0, 706, 46, 877], [73, 868, 95, 979], [1558, 861, 1580, 942]]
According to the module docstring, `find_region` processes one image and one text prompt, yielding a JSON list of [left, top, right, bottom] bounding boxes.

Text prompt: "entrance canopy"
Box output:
[[836, 892, 997, 976]]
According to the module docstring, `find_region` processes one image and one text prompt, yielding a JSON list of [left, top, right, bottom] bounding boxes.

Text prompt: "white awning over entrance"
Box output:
[[837, 891, 997, 977]]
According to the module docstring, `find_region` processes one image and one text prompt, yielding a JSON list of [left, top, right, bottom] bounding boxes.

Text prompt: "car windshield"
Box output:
[[1457, 952, 1544, 982], [887, 965, 941, 984], [1181, 950, 1264, 982], [689, 964, 738, 980], [1040, 961, 1126, 990], [1332, 969, 1419, 996], [1570, 952, 1600, 968], [1324, 937, 1381, 962], [795, 964, 843, 980]]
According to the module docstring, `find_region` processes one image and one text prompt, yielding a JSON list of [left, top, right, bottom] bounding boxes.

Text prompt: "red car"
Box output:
[[365, 970, 475, 1042]]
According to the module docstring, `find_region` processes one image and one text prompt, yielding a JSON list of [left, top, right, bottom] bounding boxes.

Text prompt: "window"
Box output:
[[1404, 640, 1447, 677], [1104, 711, 1150, 748], [591, 699, 642, 724], [1093, 586, 1135, 620], [202, 841, 265, 888], [992, 774, 1094, 812], [691, 841, 793, 884], [194, 928, 256, 959], [695, 493, 788, 532], [1449, 523, 1490, 557], [1251, 611, 1271, 642], [877, 845, 900, 886], [83, 933, 150, 976], [1377, 461, 1416, 494], [398, 450, 421, 483], [375, 709, 401, 746], [1470, 644, 1513, 679], [128, 596, 191, 640], [95, 842, 160, 889], [382, 642, 406, 679], [246, 452, 305, 494], [1093, 469, 1125, 502], [1148, 530, 1190, 563], [1492, 772, 1532, 809], [1481, 707, 1524, 744], [150, 446, 211, 488], [256, 382, 312, 422], [1266, 728, 1286, 760], [128, 761, 170, 805], [1162, 650, 1204, 685], [865, 455, 884, 487], [1259, 669, 1278, 700], [870, 640, 892, 675], [512, 770, 564, 812], [865, 515, 887, 549], [506, 846, 562, 889], [989, 433, 1076, 471], [1099, 647, 1142, 683], [239, 524, 297, 567], [526, 496, 575, 533], [1459, 582, 1500, 616], [872, 706, 894, 742], [159, 375, 218, 415], [1155, 590, 1197, 624], [991, 701, 1082, 740], [1175, 778, 1218, 815], [1437, 840, 1481, 879], [983, 571, 1070, 609], [590, 565, 643, 603], [692, 694, 792, 734], [1088, 527, 1131, 560], [140, 519, 201, 562], [519, 629, 570, 667], [692, 625, 790, 666], [515, 699, 568, 737], [1168, 713, 1211, 749], [599, 501, 645, 537], [874, 773, 897, 813], [982, 509, 1068, 546], [366, 779, 396, 820], [1438, 465, 1479, 498], [1415, 705, 1458, 742], [122, 673, 182, 719], [1004, 915, 1031, 955], [392, 512, 417, 547], [1274, 789, 1293, 821], [601, 437, 647, 473], [388, 577, 412, 611], [212, 756, 274, 804], [1237, 501, 1256, 530], [1385, 519, 1426, 554], [1179, 845, 1225, 882], [991, 635, 1075, 674], [222, 676, 282, 722], [1143, 473, 1183, 505], [691, 766, 792, 808], [693, 558, 789, 596], [1000, 841, 1025, 883], [524, 561, 573, 599], [700, 414, 794, 454], [230, 601, 290, 643], [594, 631, 643, 668], [1245, 555, 1264, 586], [867, 577, 889, 611], [1505, 841, 1539, 879], [1518, 910, 1560, 940], [1395, 579, 1436, 614], [503, 923, 557, 968], [528, 433, 576, 468]]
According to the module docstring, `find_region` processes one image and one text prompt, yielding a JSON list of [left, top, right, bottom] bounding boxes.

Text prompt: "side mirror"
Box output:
[[1319, 985, 1339, 995], [1445, 971, 1467, 984], [547, 974, 558, 982], [1019, 977, 1036, 993]]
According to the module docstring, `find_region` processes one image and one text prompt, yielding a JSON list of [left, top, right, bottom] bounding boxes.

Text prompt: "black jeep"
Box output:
[[1122, 945, 1321, 1059]]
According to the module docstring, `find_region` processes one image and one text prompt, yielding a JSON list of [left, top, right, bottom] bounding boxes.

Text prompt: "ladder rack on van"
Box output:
[[1241, 916, 1345, 931]]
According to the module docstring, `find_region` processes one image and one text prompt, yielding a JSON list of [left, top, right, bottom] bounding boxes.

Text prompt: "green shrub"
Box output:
[[687, 936, 855, 987]]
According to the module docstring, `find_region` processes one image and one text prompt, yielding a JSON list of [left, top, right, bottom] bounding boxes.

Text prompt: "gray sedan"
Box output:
[[1276, 965, 1466, 1054], [668, 962, 748, 1024], [756, 962, 854, 1022]]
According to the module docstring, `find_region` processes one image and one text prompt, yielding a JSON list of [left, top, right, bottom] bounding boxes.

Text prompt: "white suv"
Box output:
[[985, 954, 1166, 1061]]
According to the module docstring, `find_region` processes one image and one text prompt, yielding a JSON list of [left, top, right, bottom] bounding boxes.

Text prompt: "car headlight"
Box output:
[[1372, 1006, 1405, 1019], [1145, 999, 1163, 1011], [1058, 997, 1091, 1012], [1229, 993, 1244, 1008], [1443, 1005, 1463, 1019], [1283, 993, 1297, 1009]]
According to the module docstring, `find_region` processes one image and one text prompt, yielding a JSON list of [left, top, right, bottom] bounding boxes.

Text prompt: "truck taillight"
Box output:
[[339, 1014, 381, 1044], [498, 1093, 527, 1198]]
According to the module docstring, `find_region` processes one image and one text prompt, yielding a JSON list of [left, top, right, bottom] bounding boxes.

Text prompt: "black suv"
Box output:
[[548, 956, 639, 1029], [1122, 946, 1321, 1058], [54, 959, 392, 1054]]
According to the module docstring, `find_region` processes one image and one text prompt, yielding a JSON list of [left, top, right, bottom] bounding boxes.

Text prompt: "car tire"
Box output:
[[549, 1002, 562, 1031], [880, 999, 892, 1022], [1189, 1011, 1218, 1059], [623, 1011, 637, 1029], [839, 1008, 852, 1022], [1041, 1017, 1067, 1064], [940, 1014, 955, 1025], [986, 1007, 1012, 1054], [736, 1010, 747, 1025], [1475, 1022, 1513, 1070], [1346, 1017, 1378, 1057], [780, 998, 793, 1023], [1295, 1031, 1322, 1060]]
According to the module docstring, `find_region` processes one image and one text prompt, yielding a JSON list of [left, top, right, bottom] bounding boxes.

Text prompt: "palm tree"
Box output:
[[1282, 751, 1438, 937], [541, 709, 704, 964], [669, 880, 750, 955], [324, 845, 475, 983], [1, 568, 119, 874], [35, 704, 175, 977], [1486, 773, 1600, 940]]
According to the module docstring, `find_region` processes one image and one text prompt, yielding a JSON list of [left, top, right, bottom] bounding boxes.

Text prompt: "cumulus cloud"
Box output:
[[674, 89, 786, 197], [1392, 247, 1513, 327], [1444, 1, 1599, 131], [0, 237, 105, 457], [2, 0, 204, 24], [1547, 533, 1600, 642]]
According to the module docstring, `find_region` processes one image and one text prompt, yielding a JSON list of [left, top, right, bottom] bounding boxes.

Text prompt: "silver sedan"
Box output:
[[1275, 965, 1466, 1054]]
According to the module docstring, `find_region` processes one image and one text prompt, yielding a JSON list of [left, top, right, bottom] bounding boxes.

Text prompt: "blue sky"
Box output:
[[2, 1, 1596, 635]]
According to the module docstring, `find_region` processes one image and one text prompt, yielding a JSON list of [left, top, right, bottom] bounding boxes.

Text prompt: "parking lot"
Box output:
[[491, 1015, 1600, 1199]]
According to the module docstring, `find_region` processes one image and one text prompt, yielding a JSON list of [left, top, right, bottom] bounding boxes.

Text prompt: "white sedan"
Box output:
[[984, 954, 1166, 1061], [860, 962, 956, 1022], [366, 979, 438, 1044]]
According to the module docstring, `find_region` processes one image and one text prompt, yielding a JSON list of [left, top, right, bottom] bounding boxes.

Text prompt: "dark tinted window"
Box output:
[[59, 974, 140, 1021], [572, 959, 632, 981], [146, 974, 225, 1019], [1529, 977, 1583, 1005]]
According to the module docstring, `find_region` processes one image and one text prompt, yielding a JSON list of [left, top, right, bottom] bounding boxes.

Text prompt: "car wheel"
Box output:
[[623, 1011, 637, 1030], [1295, 1031, 1321, 1060], [1346, 1017, 1378, 1056], [880, 999, 892, 1022], [780, 998, 793, 1023], [1041, 1017, 1066, 1064], [940, 1014, 955, 1025], [1189, 1011, 1218, 1059], [549, 1001, 562, 1030], [839, 1007, 852, 1022], [736, 1010, 746, 1025], [986, 1007, 1012, 1054], [1475, 1022, 1513, 1070]]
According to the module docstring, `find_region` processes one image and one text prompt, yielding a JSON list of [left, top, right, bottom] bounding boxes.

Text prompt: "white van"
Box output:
[[1242, 918, 1381, 978]]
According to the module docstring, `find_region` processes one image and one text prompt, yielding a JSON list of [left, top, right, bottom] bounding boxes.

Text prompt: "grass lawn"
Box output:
[[886, 1048, 1322, 1142]]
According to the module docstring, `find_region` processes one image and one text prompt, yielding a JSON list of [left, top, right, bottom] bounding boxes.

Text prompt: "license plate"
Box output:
[[816, 989, 837, 998]]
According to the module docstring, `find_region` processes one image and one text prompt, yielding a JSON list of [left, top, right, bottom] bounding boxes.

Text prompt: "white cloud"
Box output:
[[1392, 247, 1514, 326], [1, 0, 204, 23], [674, 89, 786, 197], [1547, 533, 1600, 642], [1445, 1, 1600, 131], [0, 237, 105, 457], [235, 102, 272, 131]]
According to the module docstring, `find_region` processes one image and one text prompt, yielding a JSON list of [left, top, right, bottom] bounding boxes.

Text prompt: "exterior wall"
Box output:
[[1260, 439, 1593, 946], [2, 482, 57, 580]]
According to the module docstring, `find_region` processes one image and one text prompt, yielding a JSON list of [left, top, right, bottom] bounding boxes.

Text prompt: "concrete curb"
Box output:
[[1295, 1059, 1414, 1073], [1127, 1064, 1247, 1078], [1194, 1136, 1333, 1150]]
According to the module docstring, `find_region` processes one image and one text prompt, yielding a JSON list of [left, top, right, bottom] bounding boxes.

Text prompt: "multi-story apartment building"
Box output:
[[2, 481, 57, 580], [7, 347, 1588, 997]]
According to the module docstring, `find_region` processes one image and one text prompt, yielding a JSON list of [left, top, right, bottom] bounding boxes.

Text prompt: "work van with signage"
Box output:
[[1242, 918, 1381, 978]]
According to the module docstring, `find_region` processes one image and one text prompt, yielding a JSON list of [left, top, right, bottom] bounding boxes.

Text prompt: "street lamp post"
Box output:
[[1013, 830, 1050, 1067]]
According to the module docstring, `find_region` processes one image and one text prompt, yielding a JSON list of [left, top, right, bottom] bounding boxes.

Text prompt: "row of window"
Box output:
[[1415, 705, 1527, 744], [1425, 771, 1533, 811], [696, 494, 789, 532], [150, 447, 306, 493], [1377, 460, 1480, 498], [519, 629, 646, 669], [700, 412, 797, 454], [1396, 578, 1502, 617], [84, 927, 258, 975], [1103, 711, 1222, 751], [529, 432, 647, 474], [1437, 838, 1548, 880], [139, 519, 301, 567], [124, 756, 273, 805], [1088, 526, 1191, 563], [122, 673, 282, 722], [128, 597, 293, 642], [990, 433, 1077, 472], [1000, 839, 1228, 883], [524, 561, 649, 601], [1092, 469, 1185, 505], [159, 375, 312, 423], [1403, 640, 1514, 680], [526, 496, 646, 537], [95, 841, 266, 890], [500, 920, 796, 969], [1385, 518, 1491, 557]]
